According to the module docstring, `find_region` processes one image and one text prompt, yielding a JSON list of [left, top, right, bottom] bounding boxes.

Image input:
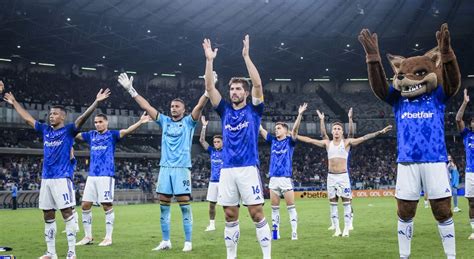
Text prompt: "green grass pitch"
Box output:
[[0, 197, 472, 258]]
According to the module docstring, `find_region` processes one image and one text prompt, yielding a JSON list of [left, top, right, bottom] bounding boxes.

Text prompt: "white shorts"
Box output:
[[217, 166, 264, 206], [39, 178, 76, 210], [465, 173, 474, 198], [396, 162, 451, 201], [327, 172, 352, 199], [207, 182, 219, 202], [82, 176, 115, 203], [269, 177, 293, 198]]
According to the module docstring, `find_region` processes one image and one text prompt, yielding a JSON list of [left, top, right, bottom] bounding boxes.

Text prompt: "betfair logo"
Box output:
[[401, 111, 434, 119]]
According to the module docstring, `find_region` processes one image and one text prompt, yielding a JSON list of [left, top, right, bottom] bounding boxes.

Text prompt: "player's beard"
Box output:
[[231, 95, 245, 106]]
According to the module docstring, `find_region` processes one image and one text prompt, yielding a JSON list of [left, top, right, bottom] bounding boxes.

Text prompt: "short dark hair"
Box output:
[[95, 113, 108, 120], [213, 135, 223, 140], [331, 121, 344, 128], [171, 98, 186, 108], [275, 122, 289, 130], [228, 77, 251, 91], [51, 105, 67, 114]]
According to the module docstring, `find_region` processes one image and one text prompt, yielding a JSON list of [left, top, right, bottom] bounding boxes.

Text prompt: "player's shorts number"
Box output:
[[104, 191, 111, 200], [183, 180, 190, 187], [62, 193, 70, 204], [252, 185, 260, 195]]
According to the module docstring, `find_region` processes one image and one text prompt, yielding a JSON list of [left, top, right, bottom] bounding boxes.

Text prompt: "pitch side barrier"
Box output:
[[294, 189, 466, 199], [295, 189, 396, 199]]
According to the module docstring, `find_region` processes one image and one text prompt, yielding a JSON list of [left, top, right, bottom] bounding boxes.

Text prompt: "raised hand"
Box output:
[[436, 23, 451, 55], [96, 88, 111, 102], [464, 89, 470, 103], [358, 29, 380, 61], [0, 80, 4, 93], [202, 39, 218, 61], [298, 103, 308, 114], [201, 115, 209, 126], [348, 107, 353, 119], [118, 73, 134, 91], [316, 109, 325, 120], [139, 112, 153, 124], [242, 34, 250, 58], [381, 125, 393, 134], [3, 92, 16, 104]]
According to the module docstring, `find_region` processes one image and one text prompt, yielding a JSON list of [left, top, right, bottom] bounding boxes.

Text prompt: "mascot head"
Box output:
[[387, 47, 442, 98]]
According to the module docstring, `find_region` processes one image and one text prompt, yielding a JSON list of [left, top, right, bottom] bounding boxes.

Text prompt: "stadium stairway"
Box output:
[[316, 86, 347, 122]]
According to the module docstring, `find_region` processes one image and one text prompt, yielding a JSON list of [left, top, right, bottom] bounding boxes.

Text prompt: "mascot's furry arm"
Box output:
[[358, 23, 460, 100], [437, 23, 461, 97], [358, 29, 389, 101]]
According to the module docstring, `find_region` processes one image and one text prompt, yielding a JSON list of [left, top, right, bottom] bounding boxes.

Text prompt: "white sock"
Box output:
[[65, 215, 76, 255], [438, 218, 456, 258], [105, 208, 115, 240], [397, 217, 413, 258], [287, 205, 297, 233], [271, 206, 280, 232], [82, 209, 92, 238], [343, 202, 351, 230], [44, 219, 57, 255], [255, 218, 271, 259], [350, 207, 354, 227], [72, 209, 79, 231], [330, 202, 339, 230], [224, 221, 239, 259], [470, 219, 474, 232], [209, 219, 215, 227]]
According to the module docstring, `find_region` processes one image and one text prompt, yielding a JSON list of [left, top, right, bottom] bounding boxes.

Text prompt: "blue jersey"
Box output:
[[215, 99, 264, 168], [35, 122, 77, 179], [156, 114, 196, 168], [81, 130, 120, 177], [266, 134, 295, 178], [207, 146, 223, 182], [385, 85, 448, 163], [461, 128, 474, 173]]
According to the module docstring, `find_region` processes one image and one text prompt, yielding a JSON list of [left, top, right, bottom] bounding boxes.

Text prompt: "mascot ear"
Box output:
[[386, 54, 405, 74], [424, 47, 441, 68]]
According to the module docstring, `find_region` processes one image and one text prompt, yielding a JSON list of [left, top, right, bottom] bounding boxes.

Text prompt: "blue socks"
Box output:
[[180, 204, 193, 242], [160, 204, 171, 241]]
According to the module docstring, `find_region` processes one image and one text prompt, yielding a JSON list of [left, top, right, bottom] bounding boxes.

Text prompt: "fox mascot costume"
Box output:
[[359, 23, 461, 258]]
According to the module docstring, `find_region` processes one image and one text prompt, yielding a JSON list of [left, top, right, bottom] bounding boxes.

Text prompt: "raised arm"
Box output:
[[191, 95, 209, 121], [297, 135, 327, 148], [347, 107, 354, 138], [259, 124, 269, 140], [199, 116, 210, 150], [456, 88, 469, 132], [291, 103, 307, 140], [202, 39, 222, 107], [119, 112, 152, 138], [3, 92, 36, 128], [436, 23, 461, 97], [75, 132, 83, 141], [358, 29, 390, 101], [349, 125, 392, 147], [75, 88, 110, 129], [316, 110, 329, 140], [118, 73, 159, 120], [242, 35, 263, 102]]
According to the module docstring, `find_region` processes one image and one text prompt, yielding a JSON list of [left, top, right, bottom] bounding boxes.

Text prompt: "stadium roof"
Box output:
[[1, 0, 473, 80]]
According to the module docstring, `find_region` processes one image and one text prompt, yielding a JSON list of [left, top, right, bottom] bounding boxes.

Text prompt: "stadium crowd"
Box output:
[[1, 135, 468, 193]]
